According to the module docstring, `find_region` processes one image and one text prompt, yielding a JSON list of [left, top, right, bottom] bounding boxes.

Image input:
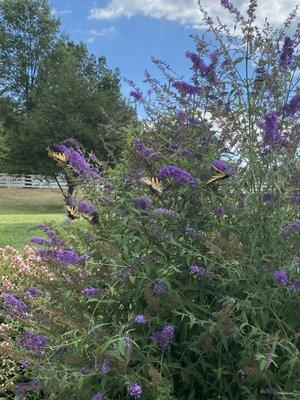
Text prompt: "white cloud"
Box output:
[[90, 27, 118, 36], [88, 0, 299, 27], [87, 26, 118, 43], [51, 7, 72, 17]]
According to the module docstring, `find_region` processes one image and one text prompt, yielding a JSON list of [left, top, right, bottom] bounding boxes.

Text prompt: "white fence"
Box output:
[[0, 174, 68, 189]]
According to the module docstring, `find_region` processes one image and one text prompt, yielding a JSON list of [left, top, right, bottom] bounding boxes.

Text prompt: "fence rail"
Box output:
[[0, 174, 68, 189]]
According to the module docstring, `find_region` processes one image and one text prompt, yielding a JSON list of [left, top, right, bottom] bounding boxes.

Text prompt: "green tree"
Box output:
[[6, 40, 134, 179], [0, 0, 59, 106], [0, 0, 135, 182]]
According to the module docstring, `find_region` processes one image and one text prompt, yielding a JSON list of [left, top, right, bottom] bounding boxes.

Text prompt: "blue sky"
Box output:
[[50, 1, 200, 99], [50, 0, 297, 100]]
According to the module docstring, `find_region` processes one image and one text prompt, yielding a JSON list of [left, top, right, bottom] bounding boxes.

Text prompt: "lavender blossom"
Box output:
[[16, 381, 40, 394], [153, 281, 166, 294], [130, 90, 143, 102], [38, 249, 87, 265], [77, 200, 96, 214], [29, 237, 51, 246], [220, 0, 237, 13], [127, 382, 143, 399], [186, 51, 209, 76], [189, 265, 207, 277], [3, 293, 28, 313], [280, 219, 300, 236], [279, 37, 294, 69], [132, 139, 155, 160], [176, 109, 188, 121], [134, 314, 147, 324], [188, 116, 201, 126], [82, 287, 100, 298], [157, 165, 198, 187], [289, 279, 300, 293], [35, 224, 64, 247], [212, 160, 228, 172], [153, 208, 180, 219], [151, 325, 175, 349], [260, 111, 284, 150], [92, 394, 104, 400], [20, 332, 48, 355], [134, 197, 151, 209], [59, 145, 100, 180], [100, 359, 111, 374], [273, 269, 289, 285], [173, 81, 200, 95]]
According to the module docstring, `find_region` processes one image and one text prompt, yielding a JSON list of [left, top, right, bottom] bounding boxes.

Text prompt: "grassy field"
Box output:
[[0, 188, 65, 248]]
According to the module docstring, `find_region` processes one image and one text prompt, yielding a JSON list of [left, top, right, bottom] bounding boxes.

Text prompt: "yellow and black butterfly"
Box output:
[[66, 205, 80, 220], [47, 147, 68, 165], [139, 177, 163, 196], [206, 165, 230, 185]]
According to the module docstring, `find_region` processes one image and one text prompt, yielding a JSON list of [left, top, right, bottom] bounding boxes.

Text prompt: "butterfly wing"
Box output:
[[151, 177, 163, 195], [140, 177, 163, 195], [48, 148, 68, 164], [206, 170, 228, 185], [66, 205, 79, 220]]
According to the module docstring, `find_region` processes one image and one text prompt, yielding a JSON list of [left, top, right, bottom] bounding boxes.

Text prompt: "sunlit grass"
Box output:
[[0, 188, 65, 248]]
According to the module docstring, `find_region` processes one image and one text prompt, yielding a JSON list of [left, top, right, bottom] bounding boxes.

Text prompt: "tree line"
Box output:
[[0, 0, 135, 180]]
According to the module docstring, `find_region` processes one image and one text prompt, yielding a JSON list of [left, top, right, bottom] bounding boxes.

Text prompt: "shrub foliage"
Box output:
[[1, 1, 300, 399]]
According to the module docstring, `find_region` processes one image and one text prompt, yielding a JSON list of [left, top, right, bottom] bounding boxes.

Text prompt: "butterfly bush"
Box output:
[[1, 1, 300, 399]]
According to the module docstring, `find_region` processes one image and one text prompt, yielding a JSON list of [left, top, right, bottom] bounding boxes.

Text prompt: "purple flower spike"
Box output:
[[212, 160, 228, 172], [173, 81, 200, 96], [130, 90, 143, 102], [289, 279, 300, 293], [259, 111, 285, 150], [186, 51, 209, 76], [82, 287, 100, 298], [157, 165, 198, 187], [3, 293, 28, 313], [100, 359, 111, 374], [20, 332, 48, 355], [189, 265, 207, 277], [279, 37, 294, 69], [153, 281, 166, 294], [273, 269, 289, 285], [38, 249, 87, 265], [92, 394, 104, 400], [134, 314, 147, 324], [132, 139, 155, 160], [127, 382, 143, 399], [29, 237, 51, 246], [77, 200, 96, 214], [280, 219, 300, 236], [176, 109, 188, 121], [151, 325, 175, 349], [134, 197, 151, 209]]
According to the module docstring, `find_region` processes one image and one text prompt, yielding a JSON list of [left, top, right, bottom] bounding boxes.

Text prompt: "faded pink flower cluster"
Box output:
[[0, 246, 54, 292]]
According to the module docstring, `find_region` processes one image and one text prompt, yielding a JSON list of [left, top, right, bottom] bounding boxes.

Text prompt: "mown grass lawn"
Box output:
[[0, 188, 65, 248]]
